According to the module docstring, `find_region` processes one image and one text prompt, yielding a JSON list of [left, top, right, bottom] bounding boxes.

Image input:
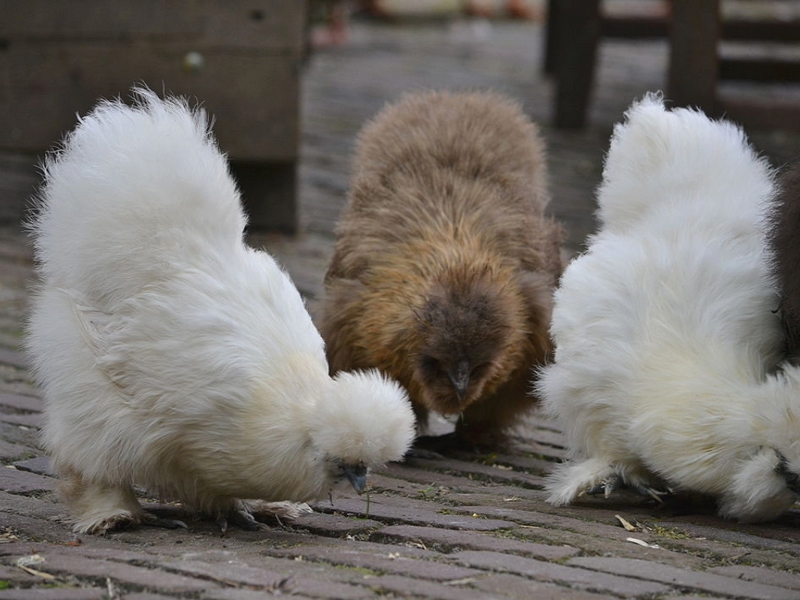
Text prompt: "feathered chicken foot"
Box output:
[[585, 474, 622, 498], [217, 507, 263, 533], [61, 472, 187, 534], [548, 457, 668, 506], [217, 500, 313, 533], [584, 474, 672, 503]]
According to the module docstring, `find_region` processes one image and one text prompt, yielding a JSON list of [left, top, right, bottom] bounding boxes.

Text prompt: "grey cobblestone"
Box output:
[[0, 439, 28, 461], [372, 524, 579, 560], [146, 557, 309, 590], [266, 543, 485, 581], [290, 509, 384, 536], [471, 573, 620, 600], [0, 412, 41, 429], [313, 496, 515, 531], [657, 516, 800, 550], [0, 466, 56, 494], [0, 393, 43, 413], [403, 457, 547, 490], [362, 574, 490, 600], [708, 565, 800, 591], [125, 594, 187, 600], [0, 491, 61, 521], [371, 459, 489, 490], [0, 349, 28, 371], [24, 552, 217, 594], [287, 580, 374, 599], [0, 564, 41, 587], [12, 456, 53, 476], [0, 589, 107, 600], [1, 10, 800, 600], [203, 590, 316, 600], [568, 557, 800, 600], [450, 550, 671, 596], [659, 596, 729, 600]]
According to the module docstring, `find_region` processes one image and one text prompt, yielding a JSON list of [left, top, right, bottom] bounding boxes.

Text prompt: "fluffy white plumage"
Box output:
[[26, 89, 415, 533], [537, 94, 800, 522]]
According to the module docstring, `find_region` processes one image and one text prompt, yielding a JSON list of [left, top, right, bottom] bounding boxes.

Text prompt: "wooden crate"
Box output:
[[0, 0, 307, 231]]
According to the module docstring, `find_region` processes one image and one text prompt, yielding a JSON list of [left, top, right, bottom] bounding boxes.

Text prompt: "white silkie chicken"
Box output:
[[26, 89, 415, 534], [537, 94, 800, 522]]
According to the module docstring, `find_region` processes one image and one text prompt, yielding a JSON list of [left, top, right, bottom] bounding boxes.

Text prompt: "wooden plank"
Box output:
[[232, 161, 297, 233], [601, 16, 800, 42], [718, 96, 800, 133], [722, 18, 800, 42], [0, 0, 202, 38], [196, 0, 307, 50], [667, 0, 720, 112], [0, 0, 306, 50], [720, 57, 800, 83], [0, 42, 302, 161], [601, 15, 667, 39]]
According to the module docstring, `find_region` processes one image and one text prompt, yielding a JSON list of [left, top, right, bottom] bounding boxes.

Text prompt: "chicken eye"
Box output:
[[470, 362, 490, 379], [420, 355, 443, 375]]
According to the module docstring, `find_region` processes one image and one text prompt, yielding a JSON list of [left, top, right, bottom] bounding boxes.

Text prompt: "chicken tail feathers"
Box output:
[[596, 93, 774, 233], [30, 86, 246, 303]]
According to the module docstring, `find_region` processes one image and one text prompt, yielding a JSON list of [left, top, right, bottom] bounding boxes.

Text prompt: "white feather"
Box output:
[[26, 88, 416, 532], [537, 94, 800, 522]]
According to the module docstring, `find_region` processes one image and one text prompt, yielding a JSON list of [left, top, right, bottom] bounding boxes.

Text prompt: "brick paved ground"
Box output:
[[1, 12, 800, 600]]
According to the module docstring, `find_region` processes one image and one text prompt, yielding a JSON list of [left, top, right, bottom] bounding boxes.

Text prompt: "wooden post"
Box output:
[[552, 0, 602, 129], [667, 0, 721, 113], [542, 0, 560, 75]]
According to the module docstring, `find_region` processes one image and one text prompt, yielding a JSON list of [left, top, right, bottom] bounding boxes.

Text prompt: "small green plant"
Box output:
[[646, 524, 692, 540], [417, 485, 437, 499]]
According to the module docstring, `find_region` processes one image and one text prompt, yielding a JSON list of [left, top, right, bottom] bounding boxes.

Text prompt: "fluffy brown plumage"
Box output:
[[770, 161, 800, 361], [319, 90, 563, 447]]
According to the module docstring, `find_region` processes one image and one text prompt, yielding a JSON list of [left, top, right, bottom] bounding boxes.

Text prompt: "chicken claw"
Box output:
[[631, 484, 672, 504], [142, 513, 188, 530], [585, 474, 622, 498], [217, 509, 265, 533], [217, 500, 313, 533], [582, 471, 671, 502]]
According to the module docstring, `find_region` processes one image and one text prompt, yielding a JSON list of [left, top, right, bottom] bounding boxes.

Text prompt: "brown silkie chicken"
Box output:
[[319, 90, 563, 448]]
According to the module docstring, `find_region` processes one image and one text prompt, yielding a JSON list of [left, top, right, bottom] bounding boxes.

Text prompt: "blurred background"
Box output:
[[1, 0, 799, 306]]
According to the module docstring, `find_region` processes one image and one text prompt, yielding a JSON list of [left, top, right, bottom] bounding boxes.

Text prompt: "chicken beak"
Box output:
[[448, 360, 470, 402], [341, 463, 368, 494]]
